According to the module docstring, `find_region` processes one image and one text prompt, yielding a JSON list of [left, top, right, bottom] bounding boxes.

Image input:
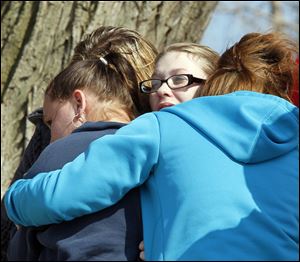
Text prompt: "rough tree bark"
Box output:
[[1, 1, 217, 196]]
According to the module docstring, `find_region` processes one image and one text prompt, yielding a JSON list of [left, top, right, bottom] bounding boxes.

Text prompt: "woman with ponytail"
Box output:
[[1, 26, 158, 261], [5, 32, 299, 260], [5, 54, 151, 261]]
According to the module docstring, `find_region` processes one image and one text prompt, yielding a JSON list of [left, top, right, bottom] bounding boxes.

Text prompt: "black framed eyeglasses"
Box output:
[[139, 74, 205, 94]]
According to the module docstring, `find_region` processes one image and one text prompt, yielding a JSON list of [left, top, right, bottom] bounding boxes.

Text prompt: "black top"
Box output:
[[8, 122, 143, 261], [1, 108, 50, 262]]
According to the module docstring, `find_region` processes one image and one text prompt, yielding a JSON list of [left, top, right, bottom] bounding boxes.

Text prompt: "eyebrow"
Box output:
[[152, 68, 189, 79]]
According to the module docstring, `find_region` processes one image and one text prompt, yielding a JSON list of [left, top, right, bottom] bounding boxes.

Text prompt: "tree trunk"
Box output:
[[1, 1, 217, 196], [270, 1, 285, 33]]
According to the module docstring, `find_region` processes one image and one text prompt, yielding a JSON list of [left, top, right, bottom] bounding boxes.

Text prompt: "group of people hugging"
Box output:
[[1, 25, 299, 261]]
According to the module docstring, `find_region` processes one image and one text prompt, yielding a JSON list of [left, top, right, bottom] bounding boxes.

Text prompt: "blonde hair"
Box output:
[[156, 42, 220, 78], [70, 26, 158, 113], [199, 32, 299, 102]]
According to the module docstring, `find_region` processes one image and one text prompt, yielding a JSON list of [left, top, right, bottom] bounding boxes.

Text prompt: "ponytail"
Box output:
[[46, 52, 141, 121], [199, 32, 298, 102]]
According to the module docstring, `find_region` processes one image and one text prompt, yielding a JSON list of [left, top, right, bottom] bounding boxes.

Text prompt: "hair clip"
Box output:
[[99, 57, 108, 65]]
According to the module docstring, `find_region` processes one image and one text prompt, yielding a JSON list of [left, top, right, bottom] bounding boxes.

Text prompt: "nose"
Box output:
[[156, 82, 172, 97]]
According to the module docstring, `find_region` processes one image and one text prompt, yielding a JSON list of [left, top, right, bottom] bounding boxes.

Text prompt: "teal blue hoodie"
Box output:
[[5, 91, 299, 260]]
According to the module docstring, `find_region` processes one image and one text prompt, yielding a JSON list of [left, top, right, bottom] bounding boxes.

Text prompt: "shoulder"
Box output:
[[25, 126, 121, 178], [116, 113, 160, 135]]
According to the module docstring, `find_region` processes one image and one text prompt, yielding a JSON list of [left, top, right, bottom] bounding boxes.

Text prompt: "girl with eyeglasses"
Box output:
[[4, 33, 298, 261], [141, 43, 219, 111]]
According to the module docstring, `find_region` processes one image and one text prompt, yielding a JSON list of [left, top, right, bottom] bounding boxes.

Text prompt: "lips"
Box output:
[[158, 102, 175, 110]]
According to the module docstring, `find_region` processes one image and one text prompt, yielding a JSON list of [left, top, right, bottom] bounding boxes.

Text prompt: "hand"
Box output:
[[139, 240, 145, 261]]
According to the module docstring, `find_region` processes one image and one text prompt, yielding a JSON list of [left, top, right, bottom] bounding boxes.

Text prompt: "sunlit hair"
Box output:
[[46, 53, 140, 121], [155, 42, 220, 78], [70, 26, 158, 113], [198, 32, 299, 102]]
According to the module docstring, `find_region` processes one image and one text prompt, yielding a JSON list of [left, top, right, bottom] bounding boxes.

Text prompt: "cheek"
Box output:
[[51, 113, 74, 141], [50, 122, 65, 142], [175, 86, 199, 103]]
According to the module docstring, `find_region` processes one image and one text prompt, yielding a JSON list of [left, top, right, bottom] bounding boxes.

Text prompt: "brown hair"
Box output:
[[70, 26, 158, 113], [46, 53, 140, 121], [156, 42, 220, 77], [199, 32, 299, 102]]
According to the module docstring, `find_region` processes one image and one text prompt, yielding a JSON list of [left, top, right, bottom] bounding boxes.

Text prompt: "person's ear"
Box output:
[[72, 89, 87, 115]]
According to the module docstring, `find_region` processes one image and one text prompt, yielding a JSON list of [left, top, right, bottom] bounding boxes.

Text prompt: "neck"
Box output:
[[107, 116, 130, 123], [105, 110, 132, 123], [87, 109, 133, 124]]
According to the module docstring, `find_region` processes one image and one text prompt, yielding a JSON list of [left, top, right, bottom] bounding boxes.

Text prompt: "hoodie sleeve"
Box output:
[[4, 113, 160, 227]]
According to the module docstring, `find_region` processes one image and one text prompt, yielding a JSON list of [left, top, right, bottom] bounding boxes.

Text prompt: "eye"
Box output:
[[171, 75, 188, 85], [151, 80, 161, 89]]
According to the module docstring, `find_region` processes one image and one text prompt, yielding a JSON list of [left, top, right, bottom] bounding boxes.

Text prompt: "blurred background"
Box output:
[[1, 1, 299, 196], [201, 1, 299, 53]]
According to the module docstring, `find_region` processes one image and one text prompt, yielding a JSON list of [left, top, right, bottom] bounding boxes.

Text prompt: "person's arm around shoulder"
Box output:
[[4, 113, 160, 227]]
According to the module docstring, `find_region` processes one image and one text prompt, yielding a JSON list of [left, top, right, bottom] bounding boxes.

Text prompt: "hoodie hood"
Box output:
[[164, 91, 299, 164]]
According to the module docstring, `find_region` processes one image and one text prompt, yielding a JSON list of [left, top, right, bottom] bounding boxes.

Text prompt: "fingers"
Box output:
[[139, 251, 145, 261], [139, 240, 144, 250], [139, 241, 145, 261]]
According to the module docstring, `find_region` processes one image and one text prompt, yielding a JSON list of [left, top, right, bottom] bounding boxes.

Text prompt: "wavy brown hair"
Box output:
[[198, 32, 299, 102]]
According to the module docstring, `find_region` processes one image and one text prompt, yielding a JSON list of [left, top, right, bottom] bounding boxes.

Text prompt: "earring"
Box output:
[[72, 112, 86, 128]]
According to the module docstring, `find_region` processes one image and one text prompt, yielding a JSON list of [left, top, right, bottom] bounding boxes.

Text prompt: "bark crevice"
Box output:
[[2, 2, 40, 103]]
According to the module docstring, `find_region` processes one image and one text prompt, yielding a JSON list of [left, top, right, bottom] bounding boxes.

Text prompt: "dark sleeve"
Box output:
[[1, 108, 50, 261]]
